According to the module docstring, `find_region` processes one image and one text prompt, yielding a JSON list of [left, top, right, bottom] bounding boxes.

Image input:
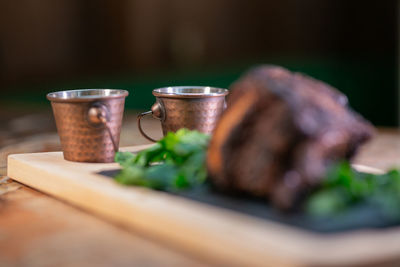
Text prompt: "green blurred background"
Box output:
[[0, 0, 397, 126]]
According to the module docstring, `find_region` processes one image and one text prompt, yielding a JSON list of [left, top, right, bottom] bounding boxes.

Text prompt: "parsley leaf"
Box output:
[[115, 128, 210, 191], [306, 161, 400, 220]]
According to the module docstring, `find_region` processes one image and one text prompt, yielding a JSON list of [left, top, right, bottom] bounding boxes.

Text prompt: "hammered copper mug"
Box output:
[[47, 89, 129, 163], [138, 86, 228, 142]]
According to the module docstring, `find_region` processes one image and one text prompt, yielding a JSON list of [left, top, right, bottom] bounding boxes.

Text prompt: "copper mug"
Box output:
[[47, 89, 129, 163], [138, 86, 228, 142]]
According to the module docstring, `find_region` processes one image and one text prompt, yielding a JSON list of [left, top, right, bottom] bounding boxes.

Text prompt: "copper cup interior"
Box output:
[[153, 86, 228, 97], [47, 89, 128, 101]]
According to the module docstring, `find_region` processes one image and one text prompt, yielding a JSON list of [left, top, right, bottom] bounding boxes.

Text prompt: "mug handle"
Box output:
[[87, 103, 119, 152], [137, 102, 164, 142]]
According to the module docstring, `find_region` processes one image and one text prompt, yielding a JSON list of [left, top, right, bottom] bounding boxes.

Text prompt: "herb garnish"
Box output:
[[306, 161, 400, 220], [115, 128, 209, 191], [115, 130, 400, 220]]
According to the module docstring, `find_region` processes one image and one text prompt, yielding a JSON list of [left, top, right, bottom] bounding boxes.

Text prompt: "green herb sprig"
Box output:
[[115, 128, 210, 191], [115, 129, 400, 221], [306, 161, 400, 220]]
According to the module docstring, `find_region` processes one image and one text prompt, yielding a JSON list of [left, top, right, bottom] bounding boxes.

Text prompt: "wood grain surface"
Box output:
[[0, 185, 207, 267], [6, 143, 400, 267], [1, 108, 400, 267], [1, 111, 207, 267]]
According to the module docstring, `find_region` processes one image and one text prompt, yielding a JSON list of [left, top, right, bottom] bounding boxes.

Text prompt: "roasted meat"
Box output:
[[207, 65, 374, 209]]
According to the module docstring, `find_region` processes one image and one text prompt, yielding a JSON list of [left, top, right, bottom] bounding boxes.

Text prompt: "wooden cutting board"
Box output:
[[7, 146, 400, 267]]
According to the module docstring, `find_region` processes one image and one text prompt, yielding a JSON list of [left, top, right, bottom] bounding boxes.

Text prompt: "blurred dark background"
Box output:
[[0, 0, 398, 126]]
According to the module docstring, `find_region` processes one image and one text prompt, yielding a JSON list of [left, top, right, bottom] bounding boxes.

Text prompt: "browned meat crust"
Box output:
[[207, 65, 374, 209]]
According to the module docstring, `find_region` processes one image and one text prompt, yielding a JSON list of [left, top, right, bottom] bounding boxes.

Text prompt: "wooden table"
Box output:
[[1, 108, 400, 266], [0, 110, 207, 266]]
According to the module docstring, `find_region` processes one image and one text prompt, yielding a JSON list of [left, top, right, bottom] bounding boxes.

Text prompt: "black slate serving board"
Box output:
[[99, 169, 399, 233]]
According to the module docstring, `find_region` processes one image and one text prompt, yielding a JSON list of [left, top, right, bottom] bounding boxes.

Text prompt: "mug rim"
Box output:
[[152, 86, 228, 98], [47, 89, 129, 102]]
